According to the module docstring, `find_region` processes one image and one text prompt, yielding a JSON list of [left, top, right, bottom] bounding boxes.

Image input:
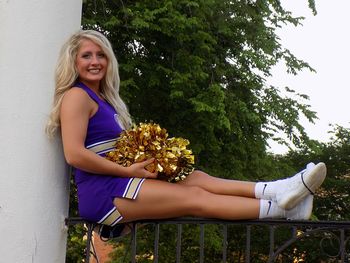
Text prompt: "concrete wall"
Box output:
[[0, 1, 82, 262]]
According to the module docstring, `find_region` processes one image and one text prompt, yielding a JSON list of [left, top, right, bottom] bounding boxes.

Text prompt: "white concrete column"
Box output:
[[0, 1, 82, 262]]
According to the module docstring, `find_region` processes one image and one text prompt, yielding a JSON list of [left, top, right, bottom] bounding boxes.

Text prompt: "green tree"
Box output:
[[65, 176, 86, 263], [274, 125, 350, 262], [283, 124, 350, 221], [81, 0, 317, 180]]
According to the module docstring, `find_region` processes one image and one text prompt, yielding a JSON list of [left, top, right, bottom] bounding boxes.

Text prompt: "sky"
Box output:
[[267, 1, 350, 154]]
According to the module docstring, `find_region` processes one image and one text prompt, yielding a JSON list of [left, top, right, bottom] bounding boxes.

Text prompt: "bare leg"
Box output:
[[115, 179, 260, 223], [112, 164, 326, 223], [179, 170, 256, 198]]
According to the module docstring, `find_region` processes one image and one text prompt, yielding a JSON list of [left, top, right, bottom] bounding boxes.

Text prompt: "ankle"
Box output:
[[259, 199, 284, 219], [255, 182, 278, 200]]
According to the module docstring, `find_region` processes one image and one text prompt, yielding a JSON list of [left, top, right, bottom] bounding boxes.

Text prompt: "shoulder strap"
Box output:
[[74, 82, 101, 103]]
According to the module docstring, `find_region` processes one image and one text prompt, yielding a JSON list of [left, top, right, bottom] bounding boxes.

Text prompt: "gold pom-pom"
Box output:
[[106, 123, 195, 182]]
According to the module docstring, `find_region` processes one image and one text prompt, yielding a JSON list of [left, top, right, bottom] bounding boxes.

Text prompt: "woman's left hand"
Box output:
[[124, 158, 158, 179]]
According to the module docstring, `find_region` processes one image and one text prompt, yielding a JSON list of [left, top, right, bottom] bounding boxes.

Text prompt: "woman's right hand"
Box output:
[[125, 158, 158, 179]]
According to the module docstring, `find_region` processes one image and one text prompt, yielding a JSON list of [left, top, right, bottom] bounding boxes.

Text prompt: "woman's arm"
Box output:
[[60, 87, 157, 178]]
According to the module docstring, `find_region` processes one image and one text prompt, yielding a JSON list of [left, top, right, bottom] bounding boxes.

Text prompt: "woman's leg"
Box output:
[[178, 170, 256, 198], [114, 179, 314, 223], [115, 179, 260, 223], [181, 162, 327, 209]]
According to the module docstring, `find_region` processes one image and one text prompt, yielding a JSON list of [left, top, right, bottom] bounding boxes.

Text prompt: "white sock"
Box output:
[[259, 196, 314, 220], [259, 199, 284, 219], [255, 163, 314, 201], [255, 181, 279, 200]]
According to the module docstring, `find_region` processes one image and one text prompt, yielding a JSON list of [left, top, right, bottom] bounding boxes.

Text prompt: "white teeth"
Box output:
[[89, 69, 100, 74]]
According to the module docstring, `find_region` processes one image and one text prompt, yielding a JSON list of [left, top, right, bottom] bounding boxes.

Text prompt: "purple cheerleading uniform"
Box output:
[[74, 82, 145, 226]]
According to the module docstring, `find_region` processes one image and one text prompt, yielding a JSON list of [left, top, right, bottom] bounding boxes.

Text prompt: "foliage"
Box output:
[[65, 176, 86, 263], [282, 124, 350, 221], [81, 0, 317, 180], [269, 124, 350, 261], [65, 223, 87, 263]]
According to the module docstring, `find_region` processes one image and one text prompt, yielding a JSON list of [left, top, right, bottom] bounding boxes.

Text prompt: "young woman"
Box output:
[[46, 30, 326, 234]]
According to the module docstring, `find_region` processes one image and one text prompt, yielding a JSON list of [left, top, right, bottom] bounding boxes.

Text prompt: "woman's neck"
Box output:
[[78, 80, 105, 101], [79, 80, 100, 93]]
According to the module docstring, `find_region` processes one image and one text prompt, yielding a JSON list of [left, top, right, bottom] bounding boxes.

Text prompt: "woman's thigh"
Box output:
[[114, 179, 207, 222], [114, 178, 260, 222]]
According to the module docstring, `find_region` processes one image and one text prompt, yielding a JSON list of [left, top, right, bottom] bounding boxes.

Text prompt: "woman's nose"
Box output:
[[90, 55, 100, 64]]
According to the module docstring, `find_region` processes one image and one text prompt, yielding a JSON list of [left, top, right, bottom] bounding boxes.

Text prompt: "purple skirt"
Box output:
[[76, 171, 145, 226]]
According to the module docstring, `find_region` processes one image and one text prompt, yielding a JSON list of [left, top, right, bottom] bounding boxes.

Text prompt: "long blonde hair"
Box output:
[[46, 30, 132, 138]]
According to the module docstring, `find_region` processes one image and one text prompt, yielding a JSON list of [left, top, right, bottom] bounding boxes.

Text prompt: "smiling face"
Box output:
[[75, 38, 108, 90]]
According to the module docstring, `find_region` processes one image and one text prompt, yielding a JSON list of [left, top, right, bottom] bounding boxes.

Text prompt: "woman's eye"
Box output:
[[98, 53, 106, 58], [82, 54, 91, 59]]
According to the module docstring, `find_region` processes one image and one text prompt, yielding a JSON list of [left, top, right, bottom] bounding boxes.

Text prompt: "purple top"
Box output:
[[74, 82, 123, 184]]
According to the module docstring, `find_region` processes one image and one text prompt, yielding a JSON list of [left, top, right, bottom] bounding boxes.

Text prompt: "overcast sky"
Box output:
[[267, 1, 350, 154]]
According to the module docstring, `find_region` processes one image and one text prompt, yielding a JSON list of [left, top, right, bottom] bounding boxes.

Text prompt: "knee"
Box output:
[[188, 185, 207, 197], [190, 170, 208, 177], [185, 170, 211, 183], [185, 186, 210, 213]]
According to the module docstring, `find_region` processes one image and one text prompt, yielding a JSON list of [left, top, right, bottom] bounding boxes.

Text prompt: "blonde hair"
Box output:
[[46, 30, 132, 138]]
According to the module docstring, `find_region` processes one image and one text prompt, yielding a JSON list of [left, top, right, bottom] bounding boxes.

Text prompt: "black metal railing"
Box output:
[[66, 217, 350, 263]]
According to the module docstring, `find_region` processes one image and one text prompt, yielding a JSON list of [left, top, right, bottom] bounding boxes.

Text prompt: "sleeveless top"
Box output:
[[74, 82, 123, 184]]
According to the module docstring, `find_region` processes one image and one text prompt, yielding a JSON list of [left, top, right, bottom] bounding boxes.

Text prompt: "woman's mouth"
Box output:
[[88, 69, 101, 74]]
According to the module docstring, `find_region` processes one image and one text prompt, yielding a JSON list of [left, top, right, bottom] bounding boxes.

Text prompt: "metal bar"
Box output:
[[66, 217, 350, 228], [85, 223, 94, 263], [292, 226, 297, 237], [268, 225, 275, 263], [200, 224, 204, 263], [132, 218, 350, 228], [131, 223, 137, 263], [340, 229, 345, 262], [65, 216, 350, 263], [154, 223, 160, 263], [176, 224, 182, 263], [245, 225, 251, 263], [222, 224, 228, 263]]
